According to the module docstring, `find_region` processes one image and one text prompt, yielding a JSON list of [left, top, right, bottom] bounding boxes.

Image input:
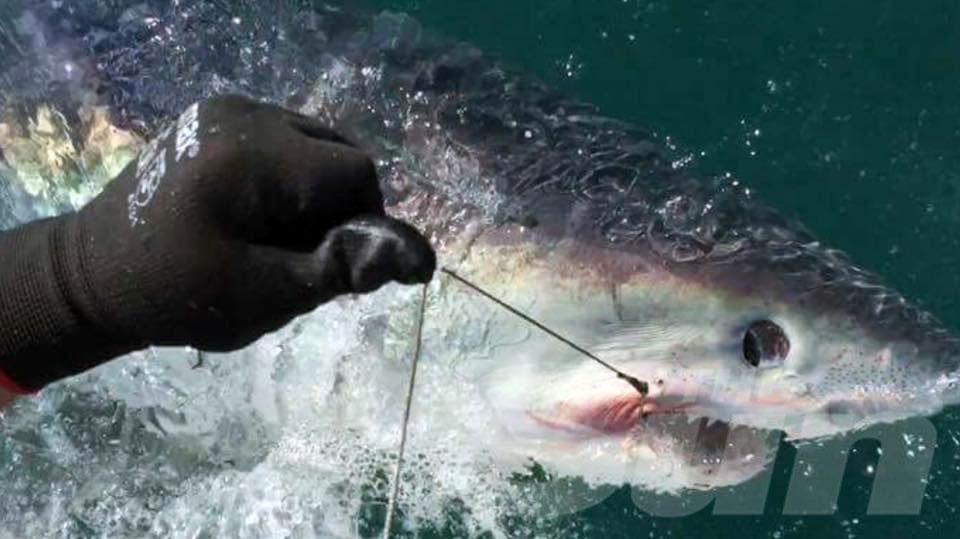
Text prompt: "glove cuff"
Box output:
[[0, 215, 141, 392]]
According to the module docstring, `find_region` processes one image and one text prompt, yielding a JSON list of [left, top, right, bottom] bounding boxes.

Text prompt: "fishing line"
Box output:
[[383, 270, 650, 537], [441, 268, 650, 398], [383, 284, 429, 539]]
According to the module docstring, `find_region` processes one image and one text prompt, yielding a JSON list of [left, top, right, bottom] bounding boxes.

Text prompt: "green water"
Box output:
[[363, 1, 960, 537]]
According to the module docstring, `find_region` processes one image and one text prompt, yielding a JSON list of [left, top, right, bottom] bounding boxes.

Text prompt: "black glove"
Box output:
[[0, 95, 435, 393]]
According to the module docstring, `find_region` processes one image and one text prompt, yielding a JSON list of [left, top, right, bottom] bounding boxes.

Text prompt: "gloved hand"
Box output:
[[0, 95, 435, 393]]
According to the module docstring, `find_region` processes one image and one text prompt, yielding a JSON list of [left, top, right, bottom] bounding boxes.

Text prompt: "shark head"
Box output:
[[422, 203, 960, 491]]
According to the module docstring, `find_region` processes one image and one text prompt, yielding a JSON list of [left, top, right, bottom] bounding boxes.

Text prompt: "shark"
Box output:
[[1, 1, 957, 495]]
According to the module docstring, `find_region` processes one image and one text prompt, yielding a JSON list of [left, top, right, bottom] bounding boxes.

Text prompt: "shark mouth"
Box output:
[[527, 395, 770, 472], [572, 396, 696, 434]]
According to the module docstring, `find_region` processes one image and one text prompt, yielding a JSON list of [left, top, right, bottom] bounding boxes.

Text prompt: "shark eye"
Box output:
[[743, 320, 790, 367]]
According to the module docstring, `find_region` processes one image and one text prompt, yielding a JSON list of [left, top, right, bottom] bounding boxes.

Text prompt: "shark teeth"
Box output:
[[693, 417, 732, 463]]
